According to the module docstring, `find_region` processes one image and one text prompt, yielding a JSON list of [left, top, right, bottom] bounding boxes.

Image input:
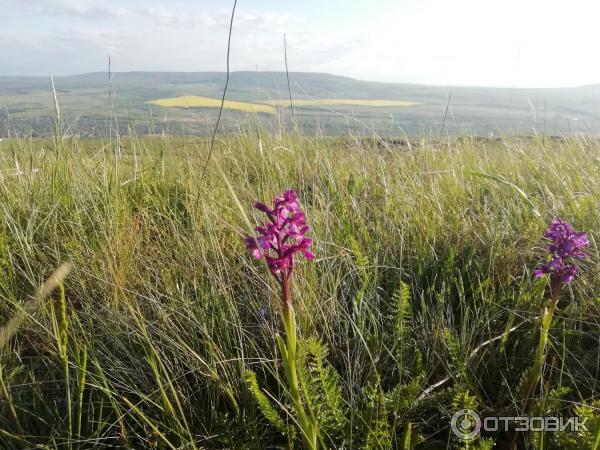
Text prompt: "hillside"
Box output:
[[1, 71, 600, 136]]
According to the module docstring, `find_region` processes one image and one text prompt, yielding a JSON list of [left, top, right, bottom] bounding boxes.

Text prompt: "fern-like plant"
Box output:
[[298, 338, 347, 444]]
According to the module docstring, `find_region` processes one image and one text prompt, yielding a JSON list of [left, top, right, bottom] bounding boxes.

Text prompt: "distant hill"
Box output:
[[1, 71, 600, 137]]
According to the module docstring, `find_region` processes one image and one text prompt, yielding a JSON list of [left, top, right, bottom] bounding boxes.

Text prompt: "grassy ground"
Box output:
[[0, 132, 599, 449]]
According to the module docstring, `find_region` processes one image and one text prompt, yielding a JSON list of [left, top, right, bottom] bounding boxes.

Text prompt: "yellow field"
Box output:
[[147, 95, 420, 113], [264, 99, 420, 107], [147, 96, 276, 114]]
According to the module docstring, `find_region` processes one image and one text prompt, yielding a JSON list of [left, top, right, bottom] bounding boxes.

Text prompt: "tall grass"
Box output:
[[0, 132, 599, 449]]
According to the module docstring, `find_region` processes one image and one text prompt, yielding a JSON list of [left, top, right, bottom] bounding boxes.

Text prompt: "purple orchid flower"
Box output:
[[244, 189, 314, 284], [534, 219, 588, 284]]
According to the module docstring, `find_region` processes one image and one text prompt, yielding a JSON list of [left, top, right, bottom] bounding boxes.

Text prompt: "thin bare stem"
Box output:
[[199, 0, 238, 182]]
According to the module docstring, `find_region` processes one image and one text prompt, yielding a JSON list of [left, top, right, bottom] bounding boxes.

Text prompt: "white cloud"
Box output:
[[2, 0, 307, 75], [7, 0, 300, 30], [9, 0, 134, 19], [4, 0, 600, 87], [324, 0, 600, 87], [139, 7, 217, 28]]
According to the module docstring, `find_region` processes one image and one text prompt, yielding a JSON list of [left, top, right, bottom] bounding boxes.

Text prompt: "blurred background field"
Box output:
[[3, 71, 600, 137]]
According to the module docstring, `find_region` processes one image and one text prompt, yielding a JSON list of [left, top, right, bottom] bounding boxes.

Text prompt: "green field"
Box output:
[[262, 98, 420, 107], [0, 131, 599, 449], [2, 71, 600, 137]]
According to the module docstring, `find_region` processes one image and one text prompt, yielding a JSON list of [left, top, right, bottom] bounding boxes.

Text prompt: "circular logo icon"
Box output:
[[451, 409, 481, 440]]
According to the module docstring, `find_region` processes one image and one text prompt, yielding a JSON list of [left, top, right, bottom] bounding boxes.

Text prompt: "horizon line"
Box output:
[[1, 70, 598, 91]]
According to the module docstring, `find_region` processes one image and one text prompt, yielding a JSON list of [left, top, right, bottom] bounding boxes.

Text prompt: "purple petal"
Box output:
[[561, 265, 577, 283], [303, 250, 315, 260]]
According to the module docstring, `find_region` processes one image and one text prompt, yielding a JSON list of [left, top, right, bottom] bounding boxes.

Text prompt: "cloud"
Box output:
[[51, 28, 133, 57], [139, 7, 217, 28], [2, 0, 311, 75], [314, 0, 600, 87], [8, 0, 133, 20], [7, 0, 301, 30], [5, 0, 600, 86]]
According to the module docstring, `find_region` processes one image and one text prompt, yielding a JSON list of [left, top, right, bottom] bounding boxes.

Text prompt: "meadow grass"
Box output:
[[0, 131, 599, 449], [146, 96, 276, 114]]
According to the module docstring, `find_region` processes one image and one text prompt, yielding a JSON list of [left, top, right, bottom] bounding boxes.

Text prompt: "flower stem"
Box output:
[[279, 277, 318, 450], [523, 281, 561, 406], [509, 279, 562, 450]]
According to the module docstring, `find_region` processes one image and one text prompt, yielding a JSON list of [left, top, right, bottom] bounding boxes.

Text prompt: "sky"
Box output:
[[3, 0, 600, 87]]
